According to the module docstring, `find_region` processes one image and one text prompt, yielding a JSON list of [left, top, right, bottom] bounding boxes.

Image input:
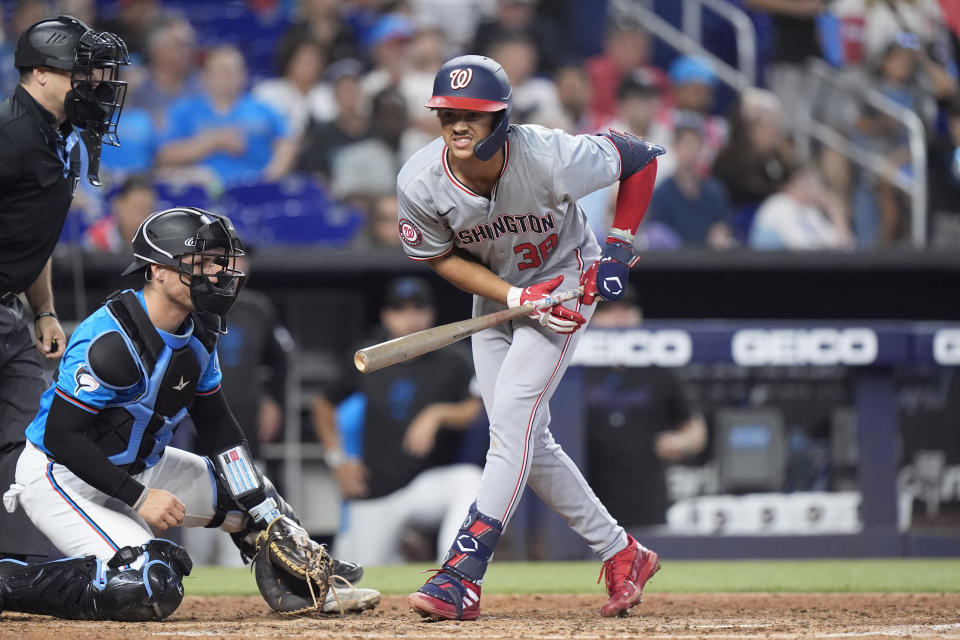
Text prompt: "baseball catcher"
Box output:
[[0, 208, 377, 620]]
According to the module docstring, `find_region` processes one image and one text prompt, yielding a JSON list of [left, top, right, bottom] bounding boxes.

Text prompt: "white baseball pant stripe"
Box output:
[[15, 441, 218, 564]]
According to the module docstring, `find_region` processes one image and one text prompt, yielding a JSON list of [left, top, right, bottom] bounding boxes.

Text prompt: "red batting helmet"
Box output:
[[425, 55, 512, 160]]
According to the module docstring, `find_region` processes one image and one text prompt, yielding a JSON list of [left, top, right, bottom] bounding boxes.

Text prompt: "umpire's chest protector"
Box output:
[[86, 291, 216, 475]]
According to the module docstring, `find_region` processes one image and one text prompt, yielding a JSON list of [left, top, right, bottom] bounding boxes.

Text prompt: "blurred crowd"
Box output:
[[2, 0, 959, 251]]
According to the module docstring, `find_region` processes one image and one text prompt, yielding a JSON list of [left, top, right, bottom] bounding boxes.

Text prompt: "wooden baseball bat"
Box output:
[[355, 285, 585, 373]]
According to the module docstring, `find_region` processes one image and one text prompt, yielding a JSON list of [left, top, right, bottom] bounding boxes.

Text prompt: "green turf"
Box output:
[[184, 558, 960, 596]]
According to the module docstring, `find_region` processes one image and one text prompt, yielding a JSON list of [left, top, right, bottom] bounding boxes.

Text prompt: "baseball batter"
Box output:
[[398, 55, 663, 621], [0, 208, 372, 620]]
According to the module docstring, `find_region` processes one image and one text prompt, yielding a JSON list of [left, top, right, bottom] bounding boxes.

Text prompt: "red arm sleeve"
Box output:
[[608, 157, 658, 241]]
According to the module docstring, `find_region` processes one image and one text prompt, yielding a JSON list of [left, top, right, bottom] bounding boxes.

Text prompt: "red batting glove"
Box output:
[[507, 275, 586, 334], [580, 262, 600, 305], [508, 275, 564, 320], [545, 304, 586, 334]]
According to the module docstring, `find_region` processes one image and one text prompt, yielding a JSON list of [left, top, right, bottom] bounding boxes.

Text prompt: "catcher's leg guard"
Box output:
[[408, 502, 502, 621], [0, 539, 192, 621], [0, 556, 104, 620]]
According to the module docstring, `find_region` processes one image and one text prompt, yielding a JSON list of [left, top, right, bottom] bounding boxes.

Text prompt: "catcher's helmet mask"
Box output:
[[425, 55, 512, 161], [16, 15, 130, 185], [123, 207, 247, 333]]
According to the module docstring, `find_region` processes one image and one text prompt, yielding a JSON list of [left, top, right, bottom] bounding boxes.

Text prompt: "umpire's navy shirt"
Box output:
[[0, 84, 80, 295]]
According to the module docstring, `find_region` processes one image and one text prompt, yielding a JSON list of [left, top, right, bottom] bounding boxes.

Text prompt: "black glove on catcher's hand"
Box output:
[[253, 516, 334, 615]]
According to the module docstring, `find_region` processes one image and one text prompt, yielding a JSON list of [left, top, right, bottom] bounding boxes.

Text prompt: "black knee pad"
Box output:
[[99, 539, 192, 621], [101, 562, 183, 621], [140, 539, 193, 578]]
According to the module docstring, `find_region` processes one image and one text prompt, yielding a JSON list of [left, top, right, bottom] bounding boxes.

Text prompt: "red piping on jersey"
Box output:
[[407, 245, 454, 262], [502, 332, 574, 523], [441, 140, 510, 197], [195, 383, 221, 397], [573, 246, 584, 324], [55, 387, 99, 414]]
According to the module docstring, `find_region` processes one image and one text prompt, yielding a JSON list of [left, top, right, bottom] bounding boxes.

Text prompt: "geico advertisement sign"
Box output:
[[573, 330, 692, 367], [732, 328, 878, 366], [934, 329, 960, 365]]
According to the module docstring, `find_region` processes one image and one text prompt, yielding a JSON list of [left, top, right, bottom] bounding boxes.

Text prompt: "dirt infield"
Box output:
[[3, 593, 960, 639]]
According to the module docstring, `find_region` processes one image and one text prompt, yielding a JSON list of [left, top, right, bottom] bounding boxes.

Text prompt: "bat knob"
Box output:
[[354, 351, 369, 373]]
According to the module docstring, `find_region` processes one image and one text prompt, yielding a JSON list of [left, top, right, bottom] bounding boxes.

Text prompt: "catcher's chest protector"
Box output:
[[88, 291, 216, 474]]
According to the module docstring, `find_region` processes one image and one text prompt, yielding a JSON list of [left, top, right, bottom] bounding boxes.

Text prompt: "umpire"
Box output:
[[0, 15, 128, 561]]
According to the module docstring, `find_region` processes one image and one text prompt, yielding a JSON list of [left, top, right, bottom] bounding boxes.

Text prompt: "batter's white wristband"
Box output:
[[507, 286, 522, 309], [608, 227, 635, 244]]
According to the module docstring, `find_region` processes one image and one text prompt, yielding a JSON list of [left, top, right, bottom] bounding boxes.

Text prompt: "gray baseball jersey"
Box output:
[[398, 124, 617, 313], [396, 124, 629, 561]]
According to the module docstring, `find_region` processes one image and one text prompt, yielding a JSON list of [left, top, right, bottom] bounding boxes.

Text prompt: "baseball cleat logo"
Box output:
[[74, 364, 100, 395], [455, 534, 478, 553], [399, 218, 423, 247], [601, 276, 623, 296], [449, 68, 474, 90]]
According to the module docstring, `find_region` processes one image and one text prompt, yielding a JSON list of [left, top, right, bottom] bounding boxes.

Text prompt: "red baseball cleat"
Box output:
[[408, 569, 482, 621], [598, 534, 660, 617]]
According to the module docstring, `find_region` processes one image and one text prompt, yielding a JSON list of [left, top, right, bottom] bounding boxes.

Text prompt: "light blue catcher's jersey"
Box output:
[[26, 289, 222, 467]]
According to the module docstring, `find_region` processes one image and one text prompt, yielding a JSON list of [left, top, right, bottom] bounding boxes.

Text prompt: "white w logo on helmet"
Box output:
[[449, 68, 473, 90]]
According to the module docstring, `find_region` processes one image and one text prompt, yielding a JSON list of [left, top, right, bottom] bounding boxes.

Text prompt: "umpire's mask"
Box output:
[[66, 29, 129, 145], [66, 29, 130, 186], [15, 16, 130, 186]]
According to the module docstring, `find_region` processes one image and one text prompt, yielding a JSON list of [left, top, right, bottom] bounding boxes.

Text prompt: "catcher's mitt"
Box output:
[[253, 516, 334, 615]]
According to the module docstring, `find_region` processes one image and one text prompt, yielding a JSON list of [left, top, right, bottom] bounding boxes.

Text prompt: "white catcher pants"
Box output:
[[10, 441, 221, 564]]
